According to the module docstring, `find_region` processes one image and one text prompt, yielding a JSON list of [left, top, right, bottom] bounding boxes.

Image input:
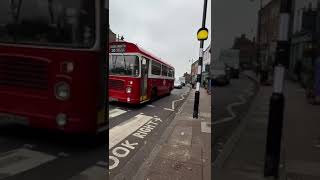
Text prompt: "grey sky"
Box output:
[[110, 0, 211, 78], [212, 0, 271, 60]]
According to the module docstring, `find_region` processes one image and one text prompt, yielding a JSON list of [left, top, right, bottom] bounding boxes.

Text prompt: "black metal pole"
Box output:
[[193, 0, 208, 118], [257, 0, 262, 78], [264, 0, 292, 178]]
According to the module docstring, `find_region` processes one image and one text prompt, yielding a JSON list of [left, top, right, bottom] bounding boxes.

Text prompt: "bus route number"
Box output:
[[110, 44, 126, 53]]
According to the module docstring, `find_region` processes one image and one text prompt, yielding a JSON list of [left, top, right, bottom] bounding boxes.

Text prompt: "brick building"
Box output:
[[257, 0, 280, 71], [232, 34, 257, 69], [191, 60, 199, 83]]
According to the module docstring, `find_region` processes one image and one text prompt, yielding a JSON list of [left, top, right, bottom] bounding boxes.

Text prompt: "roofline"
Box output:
[[109, 41, 174, 68]]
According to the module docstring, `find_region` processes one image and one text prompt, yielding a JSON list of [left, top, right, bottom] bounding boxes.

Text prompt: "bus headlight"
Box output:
[[56, 113, 67, 127], [55, 82, 70, 100], [126, 87, 132, 94]]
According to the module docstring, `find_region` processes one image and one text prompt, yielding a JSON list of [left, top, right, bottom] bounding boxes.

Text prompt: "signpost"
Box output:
[[193, 0, 209, 118]]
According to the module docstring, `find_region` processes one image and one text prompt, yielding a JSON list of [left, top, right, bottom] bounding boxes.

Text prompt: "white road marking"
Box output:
[[147, 105, 155, 108], [109, 108, 127, 119], [58, 152, 70, 157], [68, 165, 106, 180], [22, 144, 35, 149], [0, 148, 56, 179], [201, 122, 211, 133], [109, 114, 153, 150], [166, 91, 189, 111], [213, 95, 247, 125]]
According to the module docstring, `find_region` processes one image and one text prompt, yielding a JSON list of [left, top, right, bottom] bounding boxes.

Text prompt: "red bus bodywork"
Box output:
[[109, 41, 175, 104], [0, 0, 107, 134]]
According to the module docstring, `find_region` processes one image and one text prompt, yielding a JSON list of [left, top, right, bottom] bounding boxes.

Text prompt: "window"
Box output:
[[151, 61, 161, 75], [161, 64, 168, 76], [0, 0, 95, 48], [109, 55, 140, 77], [168, 68, 174, 77]]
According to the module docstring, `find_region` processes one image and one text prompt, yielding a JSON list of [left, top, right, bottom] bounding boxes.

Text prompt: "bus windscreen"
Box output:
[[109, 55, 140, 77], [0, 0, 95, 48]]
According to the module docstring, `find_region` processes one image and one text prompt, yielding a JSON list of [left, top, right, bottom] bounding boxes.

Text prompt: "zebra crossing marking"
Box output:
[[0, 148, 56, 179], [68, 165, 106, 180], [109, 108, 127, 119]]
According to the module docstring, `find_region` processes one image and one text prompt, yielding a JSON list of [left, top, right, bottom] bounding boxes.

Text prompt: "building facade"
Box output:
[[202, 44, 211, 84], [289, 0, 318, 87], [191, 60, 199, 83], [257, 0, 280, 71], [232, 34, 257, 69]]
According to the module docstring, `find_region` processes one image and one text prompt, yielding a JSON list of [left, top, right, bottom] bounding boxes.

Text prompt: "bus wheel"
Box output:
[[167, 88, 172, 96]]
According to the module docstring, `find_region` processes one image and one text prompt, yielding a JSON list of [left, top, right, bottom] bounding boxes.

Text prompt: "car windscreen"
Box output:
[[0, 0, 95, 48]]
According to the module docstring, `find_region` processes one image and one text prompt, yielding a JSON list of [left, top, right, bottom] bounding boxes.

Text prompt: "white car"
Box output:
[[212, 63, 230, 86], [174, 80, 182, 89]]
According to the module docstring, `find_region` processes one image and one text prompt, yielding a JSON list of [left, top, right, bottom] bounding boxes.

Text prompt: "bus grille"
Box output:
[[0, 56, 49, 90], [109, 79, 125, 91]]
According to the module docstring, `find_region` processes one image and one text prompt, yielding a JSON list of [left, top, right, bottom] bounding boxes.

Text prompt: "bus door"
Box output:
[[140, 57, 149, 101]]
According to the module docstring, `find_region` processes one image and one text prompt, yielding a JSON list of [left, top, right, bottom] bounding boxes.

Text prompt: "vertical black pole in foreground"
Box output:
[[193, 0, 208, 118], [264, 0, 291, 178]]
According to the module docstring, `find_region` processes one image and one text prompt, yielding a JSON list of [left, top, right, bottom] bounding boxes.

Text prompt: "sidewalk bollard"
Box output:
[[264, 0, 291, 178]]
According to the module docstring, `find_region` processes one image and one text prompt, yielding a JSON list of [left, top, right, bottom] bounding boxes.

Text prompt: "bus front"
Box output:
[[0, 0, 107, 134], [109, 44, 143, 104]]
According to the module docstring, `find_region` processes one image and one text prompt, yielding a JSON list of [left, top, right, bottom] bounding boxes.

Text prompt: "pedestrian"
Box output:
[[203, 80, 206, 89]]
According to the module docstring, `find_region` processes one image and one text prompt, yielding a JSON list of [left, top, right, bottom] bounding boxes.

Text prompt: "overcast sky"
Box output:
[[110, 0, 211, 78]]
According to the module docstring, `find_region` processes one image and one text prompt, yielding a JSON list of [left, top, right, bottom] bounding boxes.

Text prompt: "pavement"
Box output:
[[213, 70, 320, 180], [133, 87, 211, 180]]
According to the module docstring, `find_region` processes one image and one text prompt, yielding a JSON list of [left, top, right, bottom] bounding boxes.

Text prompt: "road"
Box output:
[[0, 87, 189, 180], [212, 74, 258, 162], [108, 86, 190, 179]]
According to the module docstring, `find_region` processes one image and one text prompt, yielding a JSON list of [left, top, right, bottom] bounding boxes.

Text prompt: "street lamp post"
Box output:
[[193, 0, 209, 118], [264, 0, 292, 178]]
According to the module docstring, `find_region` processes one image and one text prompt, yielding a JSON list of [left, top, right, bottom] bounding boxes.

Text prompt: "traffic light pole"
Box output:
[[193, 0, 208, 118], [264, 0, 291, 178]]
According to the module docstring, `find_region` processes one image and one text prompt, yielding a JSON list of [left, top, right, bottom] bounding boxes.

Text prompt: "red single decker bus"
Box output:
[[109, 41, 175, 104], [0, 0, 107, 134]]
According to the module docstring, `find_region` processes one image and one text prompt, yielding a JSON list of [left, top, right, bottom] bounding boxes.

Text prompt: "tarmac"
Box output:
[[133, 86, 211, 180]]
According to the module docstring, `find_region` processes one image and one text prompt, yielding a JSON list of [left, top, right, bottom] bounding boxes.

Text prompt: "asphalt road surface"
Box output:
[[212, 74, 258, 162], [108, 86, 190, 179], [0, 87, 189, 180]]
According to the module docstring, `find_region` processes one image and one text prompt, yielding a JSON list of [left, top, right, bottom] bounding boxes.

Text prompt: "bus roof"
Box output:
[[109, 41, 174, 69]]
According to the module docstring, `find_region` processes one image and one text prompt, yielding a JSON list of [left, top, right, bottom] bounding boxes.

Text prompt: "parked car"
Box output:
[[212, 62, 230, 86], [174, 80, 183, 89]]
